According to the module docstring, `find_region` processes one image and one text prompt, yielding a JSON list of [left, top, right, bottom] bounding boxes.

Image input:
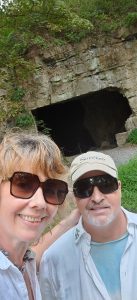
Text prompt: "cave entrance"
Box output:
[[32, 89, 132, 157]]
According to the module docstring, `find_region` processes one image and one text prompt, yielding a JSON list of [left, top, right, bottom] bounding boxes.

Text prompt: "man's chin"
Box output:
[[84, 213, 115, 228]]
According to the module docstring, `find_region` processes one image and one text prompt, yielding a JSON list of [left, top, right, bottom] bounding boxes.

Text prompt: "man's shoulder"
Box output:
[[55, 225, 75, 242], [43, 227, 76, 257]]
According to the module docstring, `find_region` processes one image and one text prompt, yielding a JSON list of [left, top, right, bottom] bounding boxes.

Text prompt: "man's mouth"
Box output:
[[88, 206, 109, 211]]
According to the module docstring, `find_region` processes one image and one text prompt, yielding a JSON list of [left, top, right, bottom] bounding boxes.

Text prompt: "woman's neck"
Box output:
[[0, 236, 28, 266]]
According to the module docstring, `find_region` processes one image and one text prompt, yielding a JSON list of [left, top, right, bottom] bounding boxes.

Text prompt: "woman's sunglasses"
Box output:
[[73, 174, 118, 199], [9, 172, 68, 205]]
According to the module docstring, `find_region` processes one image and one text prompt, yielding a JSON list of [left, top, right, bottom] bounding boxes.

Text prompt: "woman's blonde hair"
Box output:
[[0, 131, 67, 180]]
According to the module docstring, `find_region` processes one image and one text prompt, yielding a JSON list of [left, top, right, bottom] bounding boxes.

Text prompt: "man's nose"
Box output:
[[89, 186, 104, 203]]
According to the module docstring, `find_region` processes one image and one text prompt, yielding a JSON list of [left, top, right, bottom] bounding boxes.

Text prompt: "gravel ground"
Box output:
[[97, 144, 137, 166], [66, 144, 137, 167]]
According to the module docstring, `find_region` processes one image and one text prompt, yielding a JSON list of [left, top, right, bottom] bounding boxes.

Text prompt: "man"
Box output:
[[39, 151, 137, 300]]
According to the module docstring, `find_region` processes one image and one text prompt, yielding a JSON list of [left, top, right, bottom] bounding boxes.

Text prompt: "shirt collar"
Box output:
[[121, 207, 137, 235], [0, 251, 12, 270], [74, 216, 91, 244], [0, 249, 35, 271], [122, 207, 137, 225]]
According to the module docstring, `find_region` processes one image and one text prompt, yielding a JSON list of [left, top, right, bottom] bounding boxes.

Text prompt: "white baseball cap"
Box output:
[[70, 151, 118, 184]]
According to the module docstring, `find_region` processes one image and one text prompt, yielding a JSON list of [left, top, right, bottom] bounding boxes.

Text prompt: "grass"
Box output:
[[127, 129, 137, 145], [118, 156, 137, 212]]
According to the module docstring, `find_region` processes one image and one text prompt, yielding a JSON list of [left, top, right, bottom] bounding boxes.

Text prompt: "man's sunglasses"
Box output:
[[9, 172, 68, 205], [73, 174, 118, 199]]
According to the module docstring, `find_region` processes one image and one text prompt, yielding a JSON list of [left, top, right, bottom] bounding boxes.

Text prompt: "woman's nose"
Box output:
[[29, 187, 47, 209]]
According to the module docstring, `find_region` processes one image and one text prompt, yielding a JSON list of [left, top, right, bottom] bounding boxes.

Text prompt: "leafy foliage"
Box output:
[[10, 87, 25, 102], [125, 12, 137, 27], [65, 0, 137, 31], [36, 120, 52, 135], [0, 0, 93, 128]]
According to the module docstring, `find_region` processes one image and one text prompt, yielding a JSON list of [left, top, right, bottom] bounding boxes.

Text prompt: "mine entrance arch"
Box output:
[[32, 89, 132, 157]]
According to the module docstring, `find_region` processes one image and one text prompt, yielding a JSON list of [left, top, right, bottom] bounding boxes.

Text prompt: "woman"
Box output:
[[0, 131, 79, 300]]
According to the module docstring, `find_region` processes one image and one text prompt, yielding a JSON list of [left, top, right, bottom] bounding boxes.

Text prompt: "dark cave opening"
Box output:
[[32, 89, 132, 157]]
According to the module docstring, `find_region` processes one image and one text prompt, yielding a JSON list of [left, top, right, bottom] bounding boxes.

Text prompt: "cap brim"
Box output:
[[71, 162, 117, 183]]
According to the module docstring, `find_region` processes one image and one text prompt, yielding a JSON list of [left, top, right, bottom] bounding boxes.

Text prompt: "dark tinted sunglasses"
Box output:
[[9, 172, 68, 205], [73, 174, 118, 199]]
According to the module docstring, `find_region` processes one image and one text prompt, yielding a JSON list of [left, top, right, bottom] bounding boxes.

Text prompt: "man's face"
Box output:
[[74, 171, 121, 228]]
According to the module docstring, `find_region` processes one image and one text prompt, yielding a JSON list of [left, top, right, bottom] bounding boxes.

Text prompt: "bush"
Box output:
[[125, 12, 137, 27], [127, 128, 137, 144], [11, 87, 25, 102], [15, 112, 34, 128]]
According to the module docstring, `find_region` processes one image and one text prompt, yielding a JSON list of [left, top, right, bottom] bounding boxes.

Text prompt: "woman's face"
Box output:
[[0, 165, 58, 247]]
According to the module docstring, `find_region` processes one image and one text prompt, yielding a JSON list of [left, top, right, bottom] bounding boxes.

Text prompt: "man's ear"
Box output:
[[118, 180, 121, 189]]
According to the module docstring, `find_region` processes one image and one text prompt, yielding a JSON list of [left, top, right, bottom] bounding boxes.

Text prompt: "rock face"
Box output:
[[25, 34, 137, 114], [1, 31, 137, 151], [26, 33, 137, 148]]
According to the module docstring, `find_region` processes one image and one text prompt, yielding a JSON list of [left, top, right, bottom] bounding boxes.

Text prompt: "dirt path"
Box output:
[[97, 144, 137, 166], [66, 144, 137, 167]]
